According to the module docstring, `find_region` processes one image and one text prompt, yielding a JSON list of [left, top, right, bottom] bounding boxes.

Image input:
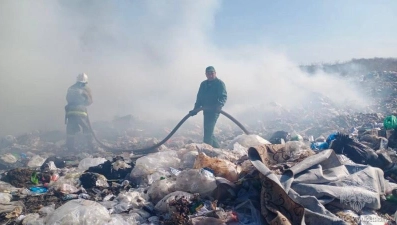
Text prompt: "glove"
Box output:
[[215, 105, 222, 113], [189, 110, 198, 116]]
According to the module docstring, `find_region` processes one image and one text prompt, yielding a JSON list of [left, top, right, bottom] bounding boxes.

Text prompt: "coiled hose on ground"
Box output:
[[87, 108, 251, 156]]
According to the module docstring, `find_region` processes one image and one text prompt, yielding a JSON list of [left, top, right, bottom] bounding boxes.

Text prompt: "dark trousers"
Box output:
[[66, 115, 93, 151], [203, 111, 220, 148]]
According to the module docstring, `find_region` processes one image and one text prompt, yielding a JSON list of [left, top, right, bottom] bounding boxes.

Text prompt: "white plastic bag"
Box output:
[[22, 213, 42, 225], [130, 151, 180, 177], [0, 193, 12, 204], [0, 153, 18, 163], [147, 178, 176, 204], [45, 199, 111, 225], [27, 155, 46, 168], [38, 204, 55, 216], [78, 157, 107, 171], [175, 169, 216, 196]]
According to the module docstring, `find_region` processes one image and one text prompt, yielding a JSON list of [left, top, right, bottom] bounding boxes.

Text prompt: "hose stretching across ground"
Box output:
[[87, 107, 251, 155]]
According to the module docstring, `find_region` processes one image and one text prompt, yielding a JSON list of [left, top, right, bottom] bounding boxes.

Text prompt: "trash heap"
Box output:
[[0, 129, 396, 225], [0, 70, 396, 224]]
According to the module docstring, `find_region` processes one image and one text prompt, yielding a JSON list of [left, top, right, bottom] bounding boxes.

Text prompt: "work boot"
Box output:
[[66, 135, 76, 152], [212, 137, 220, 148]]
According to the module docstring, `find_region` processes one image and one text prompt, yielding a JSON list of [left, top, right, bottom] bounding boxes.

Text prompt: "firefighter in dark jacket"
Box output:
[[189, 66, 227, 148], [65, 73, 93, 151]]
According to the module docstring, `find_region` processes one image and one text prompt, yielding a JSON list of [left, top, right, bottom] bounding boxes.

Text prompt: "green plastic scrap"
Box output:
[[31, 172, 39, 185], [384, 115, 397, 130]]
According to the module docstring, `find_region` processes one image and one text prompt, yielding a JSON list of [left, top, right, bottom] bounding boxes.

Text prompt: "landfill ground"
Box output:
[[1, 67, 397, 224]]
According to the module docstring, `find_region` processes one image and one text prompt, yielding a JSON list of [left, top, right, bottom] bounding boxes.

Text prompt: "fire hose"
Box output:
[[87, 107, 251, 156]]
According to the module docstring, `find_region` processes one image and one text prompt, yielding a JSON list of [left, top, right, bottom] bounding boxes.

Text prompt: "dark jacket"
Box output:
[[194, 78, 227, 111]]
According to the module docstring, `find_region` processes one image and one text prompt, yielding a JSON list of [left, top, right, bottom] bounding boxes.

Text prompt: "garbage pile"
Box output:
[[0, 70, 397, 224], [246, 71, 397, 143], [0, 128, 396, 225]]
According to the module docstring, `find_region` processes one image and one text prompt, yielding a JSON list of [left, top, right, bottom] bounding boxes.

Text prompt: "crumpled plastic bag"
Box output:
[[45, 199, 111, 225], [1, 153, 18, 164], [22, 213, 42, 225], [180, 150, 199, 169], [38, 204, 55, 217], [175, 169, 217, 196], [78, 157, 107, 171], [49, 172, 82, 194], [0, 193, 12, 204], [193, 152, 239, 182], [115, 189, 149, 210], [130, 151, 180, 178], [147, 178, 176, 204], [27, 155, 46, 168]]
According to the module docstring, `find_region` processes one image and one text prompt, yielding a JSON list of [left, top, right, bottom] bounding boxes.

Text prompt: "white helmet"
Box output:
[[76, 73, 88, 83]]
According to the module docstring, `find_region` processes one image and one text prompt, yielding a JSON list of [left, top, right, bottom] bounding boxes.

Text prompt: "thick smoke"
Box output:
[[0, 0, 369, 136]]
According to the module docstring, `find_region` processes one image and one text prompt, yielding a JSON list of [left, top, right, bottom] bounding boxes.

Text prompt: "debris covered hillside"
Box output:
[[0, 58, 397, 225]]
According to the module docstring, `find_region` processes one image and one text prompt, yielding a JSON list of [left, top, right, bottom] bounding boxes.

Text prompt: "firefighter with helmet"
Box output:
[[65, 73, 94, 151]]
